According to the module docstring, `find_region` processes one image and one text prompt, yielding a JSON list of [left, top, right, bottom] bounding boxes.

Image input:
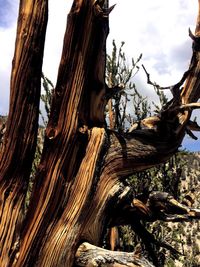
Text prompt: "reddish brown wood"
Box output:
[[14, 1, 109, 266], [0, 1, 200, 267], [0, 1, 48, 266]]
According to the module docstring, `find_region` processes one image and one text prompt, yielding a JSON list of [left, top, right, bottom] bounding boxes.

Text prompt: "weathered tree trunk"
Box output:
[[0, 1, 48, 266], [1, 0, 200, 267]]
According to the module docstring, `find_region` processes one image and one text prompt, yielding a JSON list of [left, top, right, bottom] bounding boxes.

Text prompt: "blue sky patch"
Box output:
[[0, 0, 15, 28]]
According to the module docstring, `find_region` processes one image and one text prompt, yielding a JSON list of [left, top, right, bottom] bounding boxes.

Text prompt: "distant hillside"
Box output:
[[0, 115, 7, 126], [166, 151, 200, 267], [0, 115, 7, 142]]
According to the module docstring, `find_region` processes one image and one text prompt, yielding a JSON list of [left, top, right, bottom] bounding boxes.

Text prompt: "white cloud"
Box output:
[[0, 69, 10, 115], [0, 0, 18, 114], [42, 0, 73, 84], [1, 0, 198, 96], [108, 0, 197, 81], [0, 0, 73, 113], [0, 27, 17, 71], [0, 0, 19, 28]]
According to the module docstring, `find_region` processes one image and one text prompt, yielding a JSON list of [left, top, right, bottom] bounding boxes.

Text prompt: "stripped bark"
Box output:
[[14, 1, 110, 266], [0, 1, 48, 266]]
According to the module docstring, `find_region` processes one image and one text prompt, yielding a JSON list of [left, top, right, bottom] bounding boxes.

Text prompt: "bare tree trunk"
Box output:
[[0, 1, 48, 266], [1, 1, 200, 267], [14, 1, 109, 266]]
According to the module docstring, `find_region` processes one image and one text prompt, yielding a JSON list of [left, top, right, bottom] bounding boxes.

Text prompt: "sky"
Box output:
[[0, 0, 200, 151]]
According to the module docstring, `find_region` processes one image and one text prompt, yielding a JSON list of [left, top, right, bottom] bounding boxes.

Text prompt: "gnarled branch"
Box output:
[[110, 190, 200, 226], [75, 242, 155, 267]]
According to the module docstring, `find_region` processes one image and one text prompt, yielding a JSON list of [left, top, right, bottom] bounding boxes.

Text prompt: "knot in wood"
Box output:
[[46, 127, 58, 140]]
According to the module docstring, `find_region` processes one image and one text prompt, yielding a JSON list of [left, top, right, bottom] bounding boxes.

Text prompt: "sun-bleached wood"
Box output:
[[75, 242, 154, 267]]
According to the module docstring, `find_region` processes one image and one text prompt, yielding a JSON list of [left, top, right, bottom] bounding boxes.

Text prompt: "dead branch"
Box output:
[[142, 57, 196, 92], [170, 102, 200, 112], [106, 190, 200, 266], [131, 220, 181, 266], [147, 191, 200, 221], [142, 65, 162, 90], [75, 242, 155, 267], [187, 120, 200, 131], [109, 188, 200, 225]]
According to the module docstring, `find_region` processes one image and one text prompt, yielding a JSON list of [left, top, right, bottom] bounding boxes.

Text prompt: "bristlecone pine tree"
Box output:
[[1, 1, 200, 267]]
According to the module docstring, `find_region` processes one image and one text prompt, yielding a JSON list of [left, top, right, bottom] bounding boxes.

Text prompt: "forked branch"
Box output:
[[111, 190, 200, 225]]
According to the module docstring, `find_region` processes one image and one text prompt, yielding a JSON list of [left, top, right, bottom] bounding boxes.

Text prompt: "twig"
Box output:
[[142, 62, 196, 105]]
